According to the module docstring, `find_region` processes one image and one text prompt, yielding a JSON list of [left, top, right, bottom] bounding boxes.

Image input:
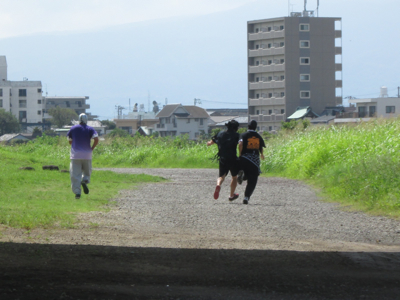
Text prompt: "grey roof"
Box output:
[[310, 115, 336, 124], [156, 104, 209, 119], [10, 81, 42, 87], [156, 104, 181, 118], [183, 106, 210, 118], [0, 134, 29, 141], [213, 116, 249, 126]]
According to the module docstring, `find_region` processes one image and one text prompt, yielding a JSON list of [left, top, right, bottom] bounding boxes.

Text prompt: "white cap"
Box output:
[[79, 113, 88, 124]]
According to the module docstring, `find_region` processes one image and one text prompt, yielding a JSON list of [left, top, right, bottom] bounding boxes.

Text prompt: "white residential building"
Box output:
[[155, 104, 210, 139]]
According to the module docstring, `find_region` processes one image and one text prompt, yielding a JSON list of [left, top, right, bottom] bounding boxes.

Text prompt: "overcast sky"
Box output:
[[1, 0, 399, 119]]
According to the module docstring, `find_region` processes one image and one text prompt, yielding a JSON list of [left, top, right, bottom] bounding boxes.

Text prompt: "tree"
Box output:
[[32, 127, 42, 138], [0, 109, 20, 136], [101, 120, 116, 130], [108, 128, 130, 138], [48, 106, 78, 128]]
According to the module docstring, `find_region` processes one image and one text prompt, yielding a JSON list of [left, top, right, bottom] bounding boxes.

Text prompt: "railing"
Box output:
[[335, 112, 376, 118]]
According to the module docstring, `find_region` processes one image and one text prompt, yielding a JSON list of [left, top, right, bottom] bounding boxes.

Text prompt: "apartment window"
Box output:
[[300, 40, 310, 48], [256, 77, 259, 82], [300, 24, 310, 31], [19, 89, 27, 97], [280, 42, 285, 47], [19, 111, 27, 121], [256, 94, 260, 98], [269, 126, 273, 131], [280, 92, 285, 97], [267, 76, 272, 81], [267, 43, 272, 48], [37, 99, 42, 104], [300, 57, 310, 65], [255, 44, 259, 49], [280, 59, 285, 64], [280, 75, 285, 80], [268, 109, 272, 114], [268, 60, 272, 65], [19, 100, 27, 108], [300, 91, 311, 98], [256, 61, 260, 66], [37, 110, 41, 115], [37, 88, 42, 93], [386, 106, 395, 114], [280, 25, 284, 30], [268, 93, 273, 98], [268, 27, 272, 32], [300, 74, 310, 81], [281, 109, 285, 114], [0, 89, 2, 97], [255, 28, 259, 33], [65, 101, 70, 107], [0, 99, 2, 107]]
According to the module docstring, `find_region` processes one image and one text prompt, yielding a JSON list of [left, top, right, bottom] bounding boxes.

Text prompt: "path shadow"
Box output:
[[1, 242, 399, 299]]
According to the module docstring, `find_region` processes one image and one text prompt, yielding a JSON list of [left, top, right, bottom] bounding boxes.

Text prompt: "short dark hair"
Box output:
[[248, 120, 257, 130], [225, 120, 239, 132]]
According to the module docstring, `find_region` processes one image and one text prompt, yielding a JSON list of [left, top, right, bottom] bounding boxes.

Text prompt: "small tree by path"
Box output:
[[0, 108, 20, 135], [48, 107, 78, 128]]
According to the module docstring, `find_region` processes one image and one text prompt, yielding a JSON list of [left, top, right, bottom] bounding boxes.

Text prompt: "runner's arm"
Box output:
[[91, 137, 99, 151], [239, 140, 243, 156]]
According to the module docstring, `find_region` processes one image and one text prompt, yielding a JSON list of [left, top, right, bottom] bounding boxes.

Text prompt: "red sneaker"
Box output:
[[214, 185, 221, 200]]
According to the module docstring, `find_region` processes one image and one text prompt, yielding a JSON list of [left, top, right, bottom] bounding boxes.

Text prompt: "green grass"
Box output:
[[0, 144, 164, 229], [261, 118, 400, 218]]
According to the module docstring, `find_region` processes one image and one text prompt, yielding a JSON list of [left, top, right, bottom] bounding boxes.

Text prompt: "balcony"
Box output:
[[335, 30, 342, 38], [249, 98, 285, 106], [248, 47, 284, 57], [249, 81, 285, 90], [335, 80, 343, 88], [249, 113, 286, 123], [249, 64, 285, 73], [335, 64, 342, 71], [335, 47, 342, 55], [248, 30, 284, 41]]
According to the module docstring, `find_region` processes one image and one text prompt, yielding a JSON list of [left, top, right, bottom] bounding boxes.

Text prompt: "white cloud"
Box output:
[[0, 0, 257, 38]]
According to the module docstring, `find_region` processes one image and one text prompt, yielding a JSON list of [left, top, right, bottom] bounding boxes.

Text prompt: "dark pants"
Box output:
[[240, 157, 259, 198]]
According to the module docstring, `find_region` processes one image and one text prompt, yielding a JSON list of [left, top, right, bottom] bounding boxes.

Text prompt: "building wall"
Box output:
[[247, 16, 341, 132], [9, 82, 43, 123]]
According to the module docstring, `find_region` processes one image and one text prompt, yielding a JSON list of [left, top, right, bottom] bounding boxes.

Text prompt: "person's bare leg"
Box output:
[[214, 175, 226, 199]]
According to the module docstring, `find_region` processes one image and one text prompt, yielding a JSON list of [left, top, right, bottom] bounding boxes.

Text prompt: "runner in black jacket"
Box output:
[[207, 120, 240, 201], [238, 120, 265, 204]]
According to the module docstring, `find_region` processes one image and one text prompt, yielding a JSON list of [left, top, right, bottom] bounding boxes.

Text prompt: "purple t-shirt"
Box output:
[[67, 124, 98, 160]]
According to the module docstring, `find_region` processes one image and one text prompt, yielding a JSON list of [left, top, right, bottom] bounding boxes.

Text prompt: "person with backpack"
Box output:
[[238, 120, 265, 204], [207, 120, 240, 201]]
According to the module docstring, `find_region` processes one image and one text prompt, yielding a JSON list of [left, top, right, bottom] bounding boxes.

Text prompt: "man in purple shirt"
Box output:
[[67, 113, 99, 199]]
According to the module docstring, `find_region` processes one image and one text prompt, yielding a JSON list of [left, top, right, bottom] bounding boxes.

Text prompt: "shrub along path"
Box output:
[[1, 168, 400, 299]]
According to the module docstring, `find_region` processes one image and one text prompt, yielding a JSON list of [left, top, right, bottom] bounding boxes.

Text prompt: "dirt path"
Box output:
[[1, 168, 400, 299]]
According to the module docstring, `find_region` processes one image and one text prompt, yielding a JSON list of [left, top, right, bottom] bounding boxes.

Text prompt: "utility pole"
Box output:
[[115, 105, 125, 119], [194, 98, 202, 106]]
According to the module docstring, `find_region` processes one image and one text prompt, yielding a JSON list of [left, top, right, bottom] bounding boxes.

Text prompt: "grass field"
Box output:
[[1, 117, 400, 230]]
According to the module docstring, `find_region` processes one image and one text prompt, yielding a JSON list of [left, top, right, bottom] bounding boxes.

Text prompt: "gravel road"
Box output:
[[1, 168, 400, 299]]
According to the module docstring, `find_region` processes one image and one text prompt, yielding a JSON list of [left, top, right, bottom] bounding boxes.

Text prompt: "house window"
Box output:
[[300, 74, 310, 81], [300, 91, 311, 98], [200, 119, 204, 125], [300, 40, 310, 48], [300, 57, 310, 65], [194, 118, 199, 122], [19, 100, 27, 108], [0, 89, 2, 97], [19, 89, 27, 97], [386, 106, 395, 114], [281, 109, 285, 114], [300, 24, 310, 31], [369, 106, 376, 117], [37, 99, 42, 104], [37, 110, 41, 115]]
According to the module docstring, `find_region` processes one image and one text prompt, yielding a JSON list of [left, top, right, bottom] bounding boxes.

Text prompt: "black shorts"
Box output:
[[219, 159, 240, 178]]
